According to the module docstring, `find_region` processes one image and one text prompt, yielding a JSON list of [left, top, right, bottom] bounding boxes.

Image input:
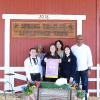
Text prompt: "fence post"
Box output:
[[97, 64, 100, 97]]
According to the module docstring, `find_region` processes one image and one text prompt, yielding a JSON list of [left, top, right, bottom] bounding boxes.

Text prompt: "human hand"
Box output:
[[88, 67, 91, 76], [69, 77, 73, 83], [59, 59, 62, 63], [27, 79, 32, 85], [44, 58, 47, 62], [88, 70, 91, 76]]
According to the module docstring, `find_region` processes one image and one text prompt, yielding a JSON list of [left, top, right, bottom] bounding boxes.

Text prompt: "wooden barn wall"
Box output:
[[97, 0, 100, 64], [0, 0, 97, 66], [0, 0, 99, 95]]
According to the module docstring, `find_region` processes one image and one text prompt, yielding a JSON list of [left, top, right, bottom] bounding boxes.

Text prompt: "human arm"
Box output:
[[87, 47, 93, 69], [41, 54, 48, 78], [24, 59, 32, 82], [86, 46, 93, 75], [38, 57, 43, 80], [70, 55, 77, 79], [41, 54, 47, 67]]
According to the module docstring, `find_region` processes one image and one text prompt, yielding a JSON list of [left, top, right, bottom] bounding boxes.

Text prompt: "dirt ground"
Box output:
[[88, 97, 100, 100], [0, 95, 100, 100]]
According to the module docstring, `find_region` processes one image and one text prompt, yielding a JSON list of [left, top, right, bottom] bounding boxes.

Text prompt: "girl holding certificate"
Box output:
[[41, 44, 61, 82], [60, 45, 77, 83]]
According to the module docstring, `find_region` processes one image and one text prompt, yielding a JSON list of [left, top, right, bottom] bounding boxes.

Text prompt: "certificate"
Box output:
[[45, 59, 59, 78]]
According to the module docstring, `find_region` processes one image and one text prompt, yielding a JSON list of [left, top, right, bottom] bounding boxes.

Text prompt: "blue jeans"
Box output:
[[75, 69, 88, 93]]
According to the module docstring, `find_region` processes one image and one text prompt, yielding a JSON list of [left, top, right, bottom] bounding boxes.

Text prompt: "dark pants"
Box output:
[[30, 73, 41, 81], [75, 70, 88, 100]]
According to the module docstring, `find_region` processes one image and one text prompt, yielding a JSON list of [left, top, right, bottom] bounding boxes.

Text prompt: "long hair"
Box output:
[[55, 40, 64, 50], [46, 43, 59, 58], [63, 45, 74, 58]]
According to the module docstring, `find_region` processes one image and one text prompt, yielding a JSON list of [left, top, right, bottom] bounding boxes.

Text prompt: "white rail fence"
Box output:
[[0, 65, 100, 97]]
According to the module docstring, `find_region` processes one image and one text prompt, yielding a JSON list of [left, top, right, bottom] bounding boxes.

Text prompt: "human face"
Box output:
[[30, 49, 37, 57], [76, 35, 83, 46], [56, 41, 62, 50], [65, 47, 70, 55], [50, 45, 56, 54], [37, 45, 43, 53]]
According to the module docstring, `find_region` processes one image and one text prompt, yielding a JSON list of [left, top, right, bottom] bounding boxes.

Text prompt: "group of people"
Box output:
[[24, 35, 93, 100]]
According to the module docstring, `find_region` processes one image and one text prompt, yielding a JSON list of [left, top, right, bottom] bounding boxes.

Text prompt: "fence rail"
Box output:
[[0, 65, 100, 97]]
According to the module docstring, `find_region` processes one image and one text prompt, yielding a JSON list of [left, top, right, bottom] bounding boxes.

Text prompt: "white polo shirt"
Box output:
[[71, 44, 93, 71], [24, 56, 43, 81]]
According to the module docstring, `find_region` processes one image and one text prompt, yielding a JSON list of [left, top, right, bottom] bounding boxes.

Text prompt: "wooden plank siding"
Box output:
[[0, 0, 99, 96]]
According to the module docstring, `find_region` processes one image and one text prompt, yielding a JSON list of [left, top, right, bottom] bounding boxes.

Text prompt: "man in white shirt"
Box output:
[[71, 35, 93, 100], [24, 48, 43, 83]]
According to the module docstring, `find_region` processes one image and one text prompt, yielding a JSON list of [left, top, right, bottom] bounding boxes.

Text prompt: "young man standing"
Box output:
[[24, 48, 43, 82]]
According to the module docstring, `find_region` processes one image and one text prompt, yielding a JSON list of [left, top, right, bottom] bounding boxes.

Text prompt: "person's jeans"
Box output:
[[75, 70, 88, 92], [75, 70, 88, 100]]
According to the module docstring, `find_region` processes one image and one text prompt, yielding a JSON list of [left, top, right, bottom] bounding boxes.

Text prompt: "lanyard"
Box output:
[[29, 57, 38, 66]]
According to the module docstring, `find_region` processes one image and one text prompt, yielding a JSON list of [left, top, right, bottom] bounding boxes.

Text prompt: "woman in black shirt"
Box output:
[[60, 45, 77, 83]]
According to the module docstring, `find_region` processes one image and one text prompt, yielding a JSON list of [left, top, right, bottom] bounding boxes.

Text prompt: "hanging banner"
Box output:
[[45, 59, 60, 78]]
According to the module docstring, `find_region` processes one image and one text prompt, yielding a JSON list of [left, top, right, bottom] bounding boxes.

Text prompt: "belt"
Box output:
[[31, 73, 40, 75]]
